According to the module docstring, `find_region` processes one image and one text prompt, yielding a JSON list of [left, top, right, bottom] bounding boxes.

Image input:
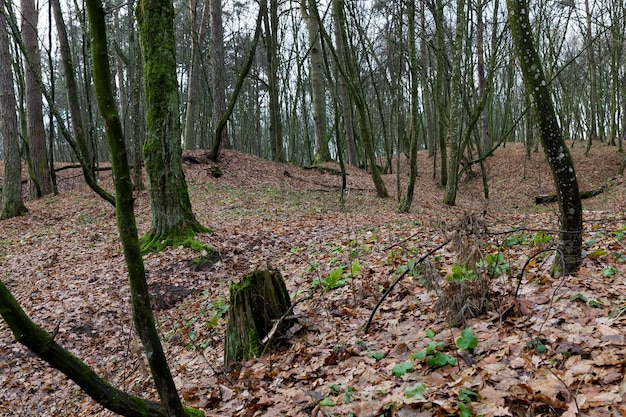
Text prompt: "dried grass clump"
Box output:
[[434, 275, 493, 326]]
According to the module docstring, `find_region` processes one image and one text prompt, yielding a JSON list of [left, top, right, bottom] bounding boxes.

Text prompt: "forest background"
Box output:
[[1, 0, 626, 416]]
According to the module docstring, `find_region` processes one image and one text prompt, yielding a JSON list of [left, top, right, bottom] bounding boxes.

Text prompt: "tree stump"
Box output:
[[224, 267, 292, 371]]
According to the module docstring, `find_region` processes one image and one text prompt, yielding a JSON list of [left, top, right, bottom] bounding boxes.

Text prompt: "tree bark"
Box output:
[[332, 0, 357, 166], [51, 0, 116, 205], [300, 0, 331, 162], [183, 0, 208, 150], [507, 0, 582, 275], [209, 0, 229, 155], [87, 0, 200, 415], [0, 6, 26, 219], [0, 282, 206, 417], [399, 0, 419, 213], [224, 268, 293, 372], [261, 0, 285, 162], [443, 0, 467, 206], [21, 0, 52, 198], [137, 0, 209, 253]]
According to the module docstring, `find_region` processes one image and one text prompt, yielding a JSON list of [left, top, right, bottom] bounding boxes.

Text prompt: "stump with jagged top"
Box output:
[[224, 267, 292, 371]]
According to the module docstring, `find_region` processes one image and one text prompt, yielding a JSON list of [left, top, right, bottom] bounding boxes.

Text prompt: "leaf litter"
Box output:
[[0, 144, 626, 416]]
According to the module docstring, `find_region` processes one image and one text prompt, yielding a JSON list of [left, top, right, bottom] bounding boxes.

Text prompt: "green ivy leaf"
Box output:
[[456, 328, 478, 350], [458, 387, 480, 403], [424, 329, 435, 338], [392, 361, 414, 377], [320, 398, 334, 406], [404, 383, 427, 399], [367, 351, 386, 361]]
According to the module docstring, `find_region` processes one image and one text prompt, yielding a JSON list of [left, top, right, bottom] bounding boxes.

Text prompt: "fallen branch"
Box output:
[[535, 178, 615, 204], [364, 238, 450, 334]]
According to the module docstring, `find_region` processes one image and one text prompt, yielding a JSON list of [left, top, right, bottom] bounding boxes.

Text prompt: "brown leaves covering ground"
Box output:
[[1, 143, 626, 417]]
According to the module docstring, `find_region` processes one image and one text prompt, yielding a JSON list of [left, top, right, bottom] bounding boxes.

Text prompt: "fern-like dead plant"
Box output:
[[434, 275, 493, 326]]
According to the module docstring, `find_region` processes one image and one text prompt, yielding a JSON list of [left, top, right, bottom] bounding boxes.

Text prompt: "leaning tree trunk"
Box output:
[[225, 268, 293, 371], [136, 0, 209, 253], [507, 0, 583, 275]]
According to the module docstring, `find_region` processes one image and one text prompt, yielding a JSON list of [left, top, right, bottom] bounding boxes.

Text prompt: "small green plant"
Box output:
[[205, 297, 228, 329], [414, 331, 457, 368], [530, 231, 553, 246], [477, 253, 510, 277], [367, 351, 386, 361], [456, 387, 480, 417], [404, 383, 427, 400], [602, 266, 618, 277], [456, 328, 478, 352], [311, 261, 360, 292], [392, 361, 414, 377], [527, 338, 547, 353], [447, 264, 478, 282]]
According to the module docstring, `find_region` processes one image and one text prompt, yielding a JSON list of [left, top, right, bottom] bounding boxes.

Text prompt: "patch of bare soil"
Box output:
[[1, 144, 626, 417]]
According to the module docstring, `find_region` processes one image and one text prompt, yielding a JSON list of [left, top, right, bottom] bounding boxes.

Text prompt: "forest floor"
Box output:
[[1, 143, 626, 417]]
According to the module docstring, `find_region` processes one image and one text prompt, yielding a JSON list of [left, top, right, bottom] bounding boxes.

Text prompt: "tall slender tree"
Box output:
[[0, 4, 26, 219], [300, 0, 331, 162], [137, 0, 209, 252], [21, 0, 52, 198], [507, 0, 583, 274]]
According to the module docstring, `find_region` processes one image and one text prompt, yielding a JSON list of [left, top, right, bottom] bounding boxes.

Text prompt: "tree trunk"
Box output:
[[183, 0, 208, 150], [51, 0, 115, 205], [209, 0, 229, 155], [300, 0, 331, 162], [262, 0, 285, 162], [399, 0, 419, 213], [332, 0, 356, 166], [224, 268, 293, 372], [443, 0, 467, 206], [434, 0, 448, 187], [507, 0, 583, 275], [21, 0, 52, 198], [87, 0, 199, 415], [136, 0, 209, 253], [0, 6, 27, 219]]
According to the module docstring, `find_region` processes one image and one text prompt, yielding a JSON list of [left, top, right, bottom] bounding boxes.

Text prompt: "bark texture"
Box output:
[[224, 268, 292, 371], [0, 7, 26, 219], [137, 0, 208, 253], [507, 0, 582, 274], [88, 0, 200, 415], [21, 0, 52, 198]]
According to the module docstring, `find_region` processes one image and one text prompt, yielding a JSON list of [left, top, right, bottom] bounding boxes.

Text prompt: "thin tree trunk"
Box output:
[[300, 0, 331, 162], [86, 0, 197, 415], [507, 0, 583, 275], [399, 0, 419, 213], [183, 0, 208, 150], [332, 0, 356, 166], [209, 0, 229, 156], [443, 0, 466, 206]]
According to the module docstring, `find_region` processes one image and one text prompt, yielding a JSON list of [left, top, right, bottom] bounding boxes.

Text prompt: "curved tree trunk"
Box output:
[[137, 0, 208, 253], [507, 0, 582, 275], [87, 0, 200, 415]]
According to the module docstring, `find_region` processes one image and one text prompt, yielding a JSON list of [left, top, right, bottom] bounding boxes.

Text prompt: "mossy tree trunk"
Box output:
[[224, 268, 293, 371], [136, 0, 208, 253], [87, 0, 198, 415], [0, 282, 206, 417], [507, 0, 582, 275]]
